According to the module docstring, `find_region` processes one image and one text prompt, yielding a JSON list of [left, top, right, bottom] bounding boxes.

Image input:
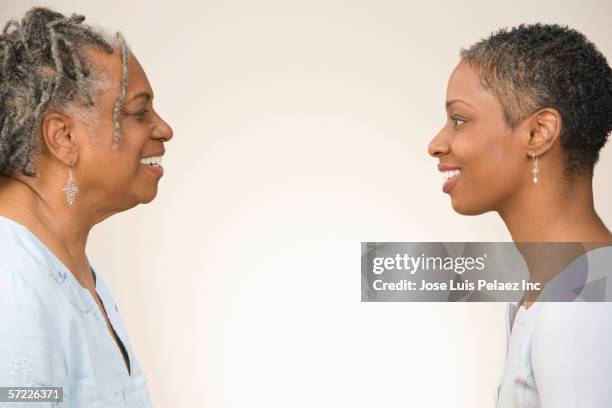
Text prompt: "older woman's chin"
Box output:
[[139, 195, 157, 204], [139, 188, 160, 204], [131, 168, 163, 204], [125, 182, 160, 205]]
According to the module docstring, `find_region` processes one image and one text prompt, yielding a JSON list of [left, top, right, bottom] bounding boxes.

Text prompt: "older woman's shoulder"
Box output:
[[0, 216, 89, 351], [0, 215, 63, 294], [0, 216, 72, 389]]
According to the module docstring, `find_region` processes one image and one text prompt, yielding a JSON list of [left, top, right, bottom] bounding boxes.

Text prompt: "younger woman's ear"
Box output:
[[525, 107, 562, 155]]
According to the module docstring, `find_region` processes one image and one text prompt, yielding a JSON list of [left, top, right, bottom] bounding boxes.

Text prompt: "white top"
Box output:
[[496, 246, 612, 408], [0, 215, 153, 407]]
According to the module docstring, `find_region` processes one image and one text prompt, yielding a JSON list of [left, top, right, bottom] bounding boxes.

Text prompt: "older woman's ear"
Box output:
[[40, 112, 79, 167]]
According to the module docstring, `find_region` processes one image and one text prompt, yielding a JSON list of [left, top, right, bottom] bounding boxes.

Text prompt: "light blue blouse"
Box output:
[[0, 215, 153, 407]]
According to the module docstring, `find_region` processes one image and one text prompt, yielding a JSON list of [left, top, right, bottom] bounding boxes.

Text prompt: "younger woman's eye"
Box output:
[[451, 116, 466, 127]]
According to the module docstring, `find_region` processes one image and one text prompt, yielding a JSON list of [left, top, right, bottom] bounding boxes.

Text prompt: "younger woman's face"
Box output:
[[428, 61, 527, 215]]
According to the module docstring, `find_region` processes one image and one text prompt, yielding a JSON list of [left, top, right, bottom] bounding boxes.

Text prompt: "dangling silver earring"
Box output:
[[62, 162, 79, 205], [531, 151, 539, 184]]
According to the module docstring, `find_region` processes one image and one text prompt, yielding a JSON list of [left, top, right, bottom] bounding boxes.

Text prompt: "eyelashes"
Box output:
[[451, 116, 467, 128], [126, 109, 150, 121], [121, 108, 150, 120]]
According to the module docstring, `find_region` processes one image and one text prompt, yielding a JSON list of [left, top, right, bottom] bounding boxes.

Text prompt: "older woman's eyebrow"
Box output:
[[446, 99, 475, 110], [127, 91, 152, 103]]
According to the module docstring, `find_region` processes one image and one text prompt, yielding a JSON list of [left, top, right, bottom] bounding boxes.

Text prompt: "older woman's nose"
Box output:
[[428, 129, 450, 158], [154, 115, 174, 142]]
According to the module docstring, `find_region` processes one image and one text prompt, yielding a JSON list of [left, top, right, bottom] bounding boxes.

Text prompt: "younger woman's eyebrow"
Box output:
[[445, 99, 475, 110]]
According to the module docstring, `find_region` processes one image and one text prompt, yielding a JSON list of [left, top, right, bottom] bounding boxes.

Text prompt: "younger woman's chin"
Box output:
[[450, 197, 490, 216]]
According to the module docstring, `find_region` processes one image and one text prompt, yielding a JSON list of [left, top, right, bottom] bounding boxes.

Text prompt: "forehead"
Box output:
[[85, 45, 152, 99], [446, 61, 495, 110]]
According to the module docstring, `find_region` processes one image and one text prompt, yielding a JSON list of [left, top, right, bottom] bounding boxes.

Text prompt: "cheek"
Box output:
[[457, 126, 518, 177], [115, 154, 140, 176], [90, 156, 137, 192], [86, 141, 142, 186], [451, 128, 523, 206], [77, 122, 152, 200]]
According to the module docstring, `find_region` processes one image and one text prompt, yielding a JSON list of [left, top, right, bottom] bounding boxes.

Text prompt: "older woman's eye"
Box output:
[[130, 109, 150, 120]]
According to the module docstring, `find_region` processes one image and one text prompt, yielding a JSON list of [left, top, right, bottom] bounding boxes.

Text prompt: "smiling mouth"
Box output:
[[139, 155, 163, 166], [441, 169, 461, 193], [139, 155, 164, 177]]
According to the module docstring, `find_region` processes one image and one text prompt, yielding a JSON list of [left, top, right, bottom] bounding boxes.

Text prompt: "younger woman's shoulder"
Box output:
[[530, 302, 612, 405], [530, 247, 612, 351], [531, 302, 612, 357], [536, 301, 612, 325]]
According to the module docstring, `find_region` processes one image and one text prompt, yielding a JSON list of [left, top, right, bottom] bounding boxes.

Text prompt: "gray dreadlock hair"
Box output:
[[0, 6, 129, 178]]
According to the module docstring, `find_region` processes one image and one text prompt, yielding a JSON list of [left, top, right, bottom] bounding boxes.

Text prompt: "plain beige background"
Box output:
[[2, 0, 611, 406]]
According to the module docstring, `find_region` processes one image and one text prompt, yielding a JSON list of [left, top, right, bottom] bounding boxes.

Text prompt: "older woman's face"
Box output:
[[427, 61, 526, 215], [74, 47, 173, 211]]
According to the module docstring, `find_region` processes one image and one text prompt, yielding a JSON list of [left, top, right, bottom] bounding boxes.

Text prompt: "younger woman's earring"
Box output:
[[62, 162, 79, 205], [531, 151, 539, 184]]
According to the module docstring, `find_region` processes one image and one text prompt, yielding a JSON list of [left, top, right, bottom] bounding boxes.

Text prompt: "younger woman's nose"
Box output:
[[428, 130, 450, 158]]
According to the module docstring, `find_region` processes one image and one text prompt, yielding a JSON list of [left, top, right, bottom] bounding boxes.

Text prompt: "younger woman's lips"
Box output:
[[438, 163, 462, 172], [442, 173, 459, 193]]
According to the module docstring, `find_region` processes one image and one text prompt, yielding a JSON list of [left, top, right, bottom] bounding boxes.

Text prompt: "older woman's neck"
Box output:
[[0, 173, 96, 279], [497, 174, 612, 243]]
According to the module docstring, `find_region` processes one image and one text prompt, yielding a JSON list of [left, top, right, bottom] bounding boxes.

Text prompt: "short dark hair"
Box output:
[[460, 23, 612, 180], [0, 6, 129, 178]]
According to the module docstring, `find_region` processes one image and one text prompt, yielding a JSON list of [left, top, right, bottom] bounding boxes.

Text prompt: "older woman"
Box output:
[[428, 24, 612, 407], [0, 6, 172, 407]]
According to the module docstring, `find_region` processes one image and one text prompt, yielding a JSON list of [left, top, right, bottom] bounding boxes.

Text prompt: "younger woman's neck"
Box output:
[[498, 174, 612, 243]]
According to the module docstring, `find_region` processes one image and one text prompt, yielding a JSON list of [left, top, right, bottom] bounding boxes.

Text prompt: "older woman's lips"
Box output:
[[140, 153, 165, 178], [144, 164, 164, 177]]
